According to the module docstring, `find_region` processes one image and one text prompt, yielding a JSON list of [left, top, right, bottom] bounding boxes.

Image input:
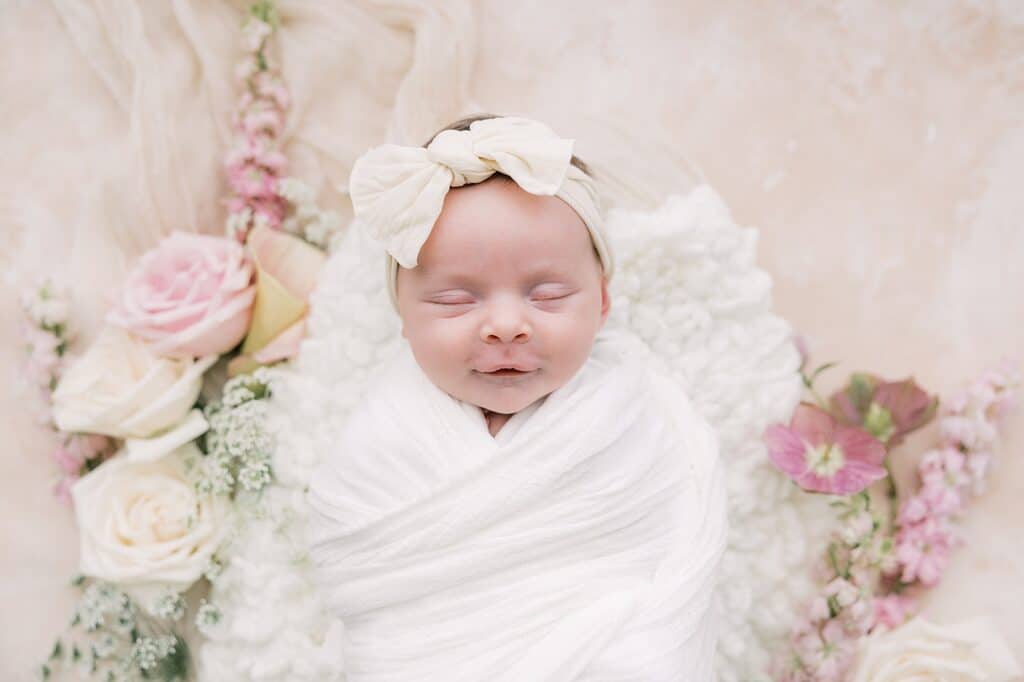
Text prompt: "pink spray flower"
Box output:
[[792, 619, 855, 682], [763, 402, 888, 495], [254, 71, 291, 110], [52, 444, 85, 475], [895, 516, 956, 586], [54, 475, 79, 506], [242, 105, 284, 138], [228, 161, 280, 200], [871, 594, 916, 631]]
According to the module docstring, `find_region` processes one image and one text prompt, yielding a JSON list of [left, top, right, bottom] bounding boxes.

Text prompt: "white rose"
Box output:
[[52, 325, 216, 438], [71, 442, 231, 602], [852, 616, 1022, 682]]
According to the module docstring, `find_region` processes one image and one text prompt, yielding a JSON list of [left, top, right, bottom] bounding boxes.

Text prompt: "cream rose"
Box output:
[[71, 442, 231, 601], [52, 325, 216, 439], [852, 616, 1022, 682]]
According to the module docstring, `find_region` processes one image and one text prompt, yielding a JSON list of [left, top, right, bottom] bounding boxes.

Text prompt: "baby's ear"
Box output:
[[599, 277, 611, 325]]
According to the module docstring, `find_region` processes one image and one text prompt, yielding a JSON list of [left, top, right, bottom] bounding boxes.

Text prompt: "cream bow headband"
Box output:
[[348, 116, 614, 310]]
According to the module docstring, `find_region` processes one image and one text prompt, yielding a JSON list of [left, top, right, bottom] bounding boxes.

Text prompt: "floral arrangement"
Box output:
[[22, 4, 339, 679], [17, 2, 1023, 681], [766, 339, 1021, 681]]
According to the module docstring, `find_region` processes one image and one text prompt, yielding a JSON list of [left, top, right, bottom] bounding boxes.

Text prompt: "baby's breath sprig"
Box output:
[[41, 580, 190, 681], [278, 177, 343, 250], [192, 370, 276, 498]]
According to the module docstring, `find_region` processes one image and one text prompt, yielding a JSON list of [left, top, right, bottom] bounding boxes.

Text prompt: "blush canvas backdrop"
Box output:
[[2, 1, 1022, 679]]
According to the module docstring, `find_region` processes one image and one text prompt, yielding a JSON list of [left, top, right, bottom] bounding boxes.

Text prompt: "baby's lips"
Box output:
[[476, 362, 536, 373]]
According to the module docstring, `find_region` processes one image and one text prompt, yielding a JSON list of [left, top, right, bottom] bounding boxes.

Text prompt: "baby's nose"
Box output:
[[480, 299, 532, 344]]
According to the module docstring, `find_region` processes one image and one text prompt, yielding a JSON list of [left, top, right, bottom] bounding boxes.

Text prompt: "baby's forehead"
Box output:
[[420, 183, 593, 264]]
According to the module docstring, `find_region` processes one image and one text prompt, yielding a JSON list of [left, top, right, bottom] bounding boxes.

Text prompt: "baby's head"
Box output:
[[350, 114, 613, 415]]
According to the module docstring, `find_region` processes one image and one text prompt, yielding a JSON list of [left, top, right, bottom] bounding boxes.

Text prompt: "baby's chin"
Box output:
[[462, 379, 550, 415]]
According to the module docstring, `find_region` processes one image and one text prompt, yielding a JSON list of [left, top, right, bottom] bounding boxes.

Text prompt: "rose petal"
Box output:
[[123, 409, 210, 463]]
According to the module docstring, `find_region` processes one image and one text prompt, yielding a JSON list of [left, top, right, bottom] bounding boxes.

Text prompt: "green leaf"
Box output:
[[809, 361, 838, 383]]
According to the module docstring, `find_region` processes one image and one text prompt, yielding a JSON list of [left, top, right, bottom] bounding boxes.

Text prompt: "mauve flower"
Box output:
[[872, 378, 939, 445], [830, 374, 937, 446], [108, 232, 256, 358], [763, 402, 888, 495]]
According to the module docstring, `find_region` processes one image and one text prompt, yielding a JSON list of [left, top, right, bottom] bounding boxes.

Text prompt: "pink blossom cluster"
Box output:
[[18, 279, 72, 426], [224, 10, 290, 243], [893, 362, 1020, 588], [775, 493, 907, 681], [52, 434, 115, 505], [19, 279, 117, 503]]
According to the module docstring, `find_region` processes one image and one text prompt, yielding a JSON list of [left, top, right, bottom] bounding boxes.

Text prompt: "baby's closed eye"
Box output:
[[530, 284, 575, 300], [426, 290, 475, 305]]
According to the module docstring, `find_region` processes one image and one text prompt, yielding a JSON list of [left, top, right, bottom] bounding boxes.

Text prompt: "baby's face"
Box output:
[[396, 178, 610, 415]]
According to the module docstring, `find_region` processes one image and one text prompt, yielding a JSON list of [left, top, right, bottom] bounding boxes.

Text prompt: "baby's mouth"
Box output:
[[487, 369, 529, 376], [475, 365, 537, 378]]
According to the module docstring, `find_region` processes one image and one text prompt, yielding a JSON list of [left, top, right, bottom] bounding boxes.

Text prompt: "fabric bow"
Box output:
[[348, 117, 612, 306]]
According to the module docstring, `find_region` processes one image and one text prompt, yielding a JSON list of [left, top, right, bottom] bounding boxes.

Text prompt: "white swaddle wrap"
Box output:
[[306, 327, 728, 681]]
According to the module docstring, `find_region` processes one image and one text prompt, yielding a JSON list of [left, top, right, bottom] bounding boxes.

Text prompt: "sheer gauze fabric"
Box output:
[[307, 328, 728, 681]]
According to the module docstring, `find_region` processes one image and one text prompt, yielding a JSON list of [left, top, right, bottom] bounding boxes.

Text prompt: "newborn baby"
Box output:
[[396, 172, 608, 438], [307, 115, 728, 681]]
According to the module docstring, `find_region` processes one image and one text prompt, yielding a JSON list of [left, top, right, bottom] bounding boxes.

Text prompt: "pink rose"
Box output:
[[108, 232, 256, 358], [227, 225, 326, 375]]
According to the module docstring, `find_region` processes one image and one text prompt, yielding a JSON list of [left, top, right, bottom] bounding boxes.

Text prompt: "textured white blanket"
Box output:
[[307, 328, 728, 681]]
